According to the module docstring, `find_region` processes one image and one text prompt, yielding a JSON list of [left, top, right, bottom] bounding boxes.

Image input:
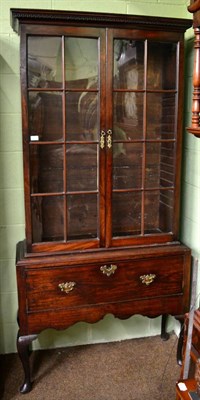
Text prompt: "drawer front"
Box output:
[[26, 255, 184, 312]]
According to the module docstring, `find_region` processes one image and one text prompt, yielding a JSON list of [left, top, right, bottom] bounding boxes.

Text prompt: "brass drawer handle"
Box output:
[[58, 282, 76, 293], [140, 274, 156, 286], [100, 264, 117, 277]]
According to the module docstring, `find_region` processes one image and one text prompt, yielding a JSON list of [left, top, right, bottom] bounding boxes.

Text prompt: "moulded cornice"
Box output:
[[11, 8, 192, 34]]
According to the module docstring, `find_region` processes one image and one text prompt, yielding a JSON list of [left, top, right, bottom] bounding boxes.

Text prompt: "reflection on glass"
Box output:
[[145, 143, 161, 189], [67, 194, 97, 240], [28, 36, 62, 88], [113, 93, 143, 140], [147, 42, 177, 90], [145, 142, 175, 189], [112, 192, 141, 236], [144, 191, 160, 233], [114, 40, 144, 89], [146, 93, 176, 140], [65, 38, 98, 89], [159, 142, 175, 188], [30, 145, 64, 193], [29, 92, 63, 141], [113, 143, 143, 190], [67, 144, 98, 191], [66, 92, 98, 141], [144, 190, 173, 233], [32, 196, 64, 242]]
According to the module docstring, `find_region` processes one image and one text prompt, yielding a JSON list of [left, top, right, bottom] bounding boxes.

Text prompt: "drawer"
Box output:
[[25, 254, 184, 313]]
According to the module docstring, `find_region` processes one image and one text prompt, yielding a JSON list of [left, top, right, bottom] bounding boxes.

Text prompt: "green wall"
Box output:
[[0, 0, 196, 354]]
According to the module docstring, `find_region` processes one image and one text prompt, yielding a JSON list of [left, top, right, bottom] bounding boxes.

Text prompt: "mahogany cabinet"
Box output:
[[11, 9, 192, 393]]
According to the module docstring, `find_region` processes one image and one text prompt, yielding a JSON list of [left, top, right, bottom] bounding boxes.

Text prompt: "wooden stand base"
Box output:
[[17, 315, 169, 393]]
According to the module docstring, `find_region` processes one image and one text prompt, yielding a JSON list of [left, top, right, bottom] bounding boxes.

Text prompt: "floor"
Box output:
[[0, 334, 180, 400]]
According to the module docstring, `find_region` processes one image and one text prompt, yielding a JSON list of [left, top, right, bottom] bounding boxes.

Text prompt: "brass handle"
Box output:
[[58, 282, 76, 293], [100, 130, 106, 149], [140, 274, 156, 286], [100, 264, 117, 277], [107, 129, 112, 149]]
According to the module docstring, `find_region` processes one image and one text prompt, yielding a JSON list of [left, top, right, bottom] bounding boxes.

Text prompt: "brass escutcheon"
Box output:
[[140, 274, 156, 286], [107, 129, 112, 149], [58, 281, 76, 294], [100, 130, 106, 149], [100, 264, 117, 277]]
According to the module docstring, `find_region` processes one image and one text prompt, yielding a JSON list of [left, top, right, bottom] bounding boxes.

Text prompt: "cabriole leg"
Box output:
[[176, 318, 184, 366], [17, 331, 37, 394], [161, 314, 170, 341]]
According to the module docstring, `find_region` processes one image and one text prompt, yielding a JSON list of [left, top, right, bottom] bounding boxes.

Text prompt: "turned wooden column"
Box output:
[[187, 27, 200, 135], [187, 0, 200, 137]]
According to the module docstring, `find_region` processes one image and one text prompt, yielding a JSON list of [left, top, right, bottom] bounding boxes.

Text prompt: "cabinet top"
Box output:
[[11, 8, 192, 34]]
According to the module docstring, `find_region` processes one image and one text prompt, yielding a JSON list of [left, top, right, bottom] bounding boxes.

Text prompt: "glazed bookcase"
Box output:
[[11, 9, 191, 393]]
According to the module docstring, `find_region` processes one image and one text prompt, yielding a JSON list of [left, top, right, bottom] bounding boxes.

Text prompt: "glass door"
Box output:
[[26, 27, 106, 251], [106, 29, 179, 247], [25, 25, 180, 252]]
